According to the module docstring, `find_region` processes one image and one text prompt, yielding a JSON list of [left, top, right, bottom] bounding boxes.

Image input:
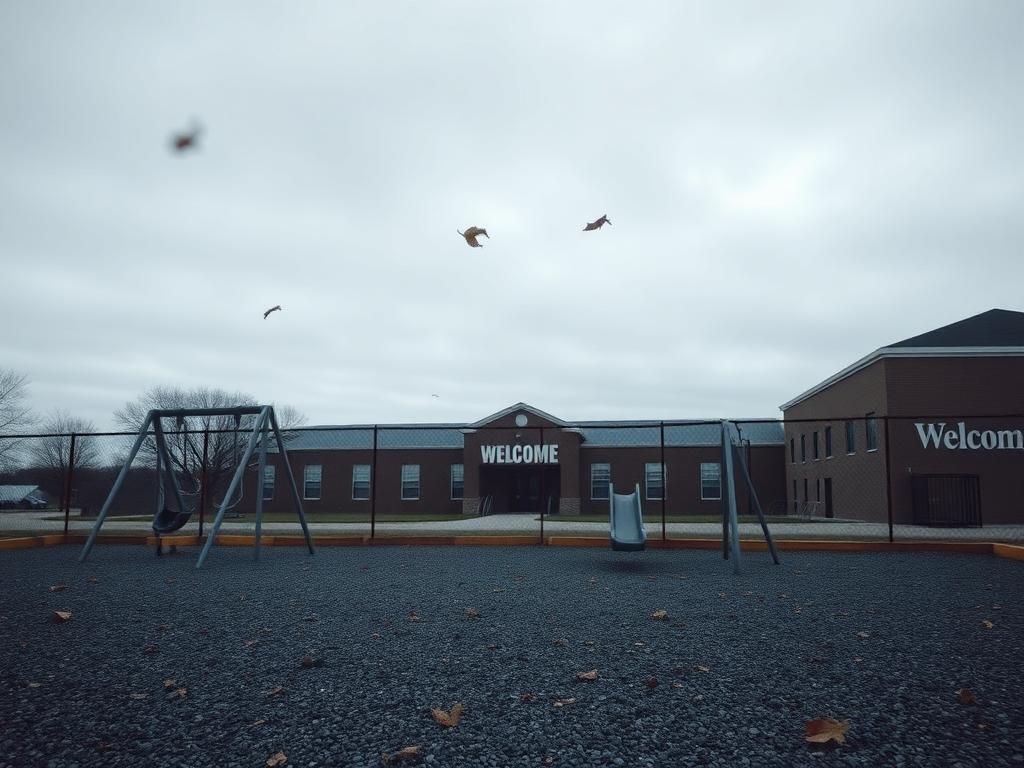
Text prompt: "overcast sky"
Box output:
[[2, 1, 1023, 431]]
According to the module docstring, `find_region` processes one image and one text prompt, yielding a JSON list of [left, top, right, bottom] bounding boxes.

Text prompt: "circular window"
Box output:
[[515, 413, 529, 427]]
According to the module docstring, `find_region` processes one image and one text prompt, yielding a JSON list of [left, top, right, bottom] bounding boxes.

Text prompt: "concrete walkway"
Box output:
[[2, 510, 1022, 542]]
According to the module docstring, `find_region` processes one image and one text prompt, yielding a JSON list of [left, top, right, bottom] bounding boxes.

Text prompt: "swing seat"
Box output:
[[153, 507, 194, 535]]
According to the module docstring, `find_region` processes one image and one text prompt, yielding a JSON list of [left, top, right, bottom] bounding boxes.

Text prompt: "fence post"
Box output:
[[198, 428, 209, 537], [884, 416, 894, 543], [660, 421, 666, 542], [370, 425, 378, 540], [539, 425, 545, 545], [63, 433, 77, 534]]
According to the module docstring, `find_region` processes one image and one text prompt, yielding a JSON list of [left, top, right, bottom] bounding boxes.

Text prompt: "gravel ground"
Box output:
[[1, 545, 1023, 768]]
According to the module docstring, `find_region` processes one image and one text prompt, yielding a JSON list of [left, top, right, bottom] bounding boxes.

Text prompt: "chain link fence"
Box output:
[[1, 414, 1021, 544]]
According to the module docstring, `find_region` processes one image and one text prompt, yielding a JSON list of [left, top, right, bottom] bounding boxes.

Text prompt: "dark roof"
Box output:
[[276, 420, 784, 451], [888, 309, 1024, 348]]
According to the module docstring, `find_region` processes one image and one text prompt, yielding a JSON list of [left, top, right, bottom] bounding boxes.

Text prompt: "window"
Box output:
[[812, 431, 819, 460], [845, 420, 856, 453], [790, 438, 795, 464], [866, 413, 879, 451], [803, 478, 808, 503], [792, 479, 798, 514], [450, 463, 464, 500], [262, 465, 275, 501], [352, 464, 370, 500], [816, 478, 821, 502], [645, 462, 664, 500], [590, 463, 611, 500], [700, 463, 721, 500], [825, 427, 833, 458], [401, 464, 420, 500], [303, 464, 322, 500], [800, 434, 806, 463]]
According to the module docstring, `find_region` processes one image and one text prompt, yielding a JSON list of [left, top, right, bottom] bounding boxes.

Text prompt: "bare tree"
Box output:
[[113, 386, 306, 510], [0, 369, 34, 471], [26, 410, 101, 475]]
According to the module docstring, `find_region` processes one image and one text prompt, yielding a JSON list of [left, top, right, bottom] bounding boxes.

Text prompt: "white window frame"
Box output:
[[262, 465, 275, 501], [303, 464, 322, 500], [352, 464, 370, 501], [644, 462, 665, 500], [700, 462, 721, 501], [590, 463, 611, 501], [450, 463, 464, 500], [401, 464, 420, 501]]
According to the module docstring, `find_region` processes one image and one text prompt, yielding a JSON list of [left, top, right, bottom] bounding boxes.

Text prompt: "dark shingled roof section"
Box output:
[[277, 420, 784, 451], [888, 308, 1024, 348]]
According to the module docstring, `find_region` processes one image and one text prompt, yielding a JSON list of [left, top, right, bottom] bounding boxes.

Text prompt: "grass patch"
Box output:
[[53, 512, 469, 524], [535, 514, 814, 524]]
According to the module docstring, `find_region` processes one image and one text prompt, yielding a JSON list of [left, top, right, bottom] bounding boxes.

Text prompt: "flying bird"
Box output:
[[458, 226, 489, 248], [431, 394, 440, 398], [170, 121, 203, 153], [583, 215, 611, 231], [263, 305, 282, 319]]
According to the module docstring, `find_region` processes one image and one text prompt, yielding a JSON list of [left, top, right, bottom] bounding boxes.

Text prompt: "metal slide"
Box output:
[[609, 483, 647, 551]]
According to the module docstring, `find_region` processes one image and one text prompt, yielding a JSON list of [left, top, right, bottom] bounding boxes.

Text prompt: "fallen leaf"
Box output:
[[167, 687, 187, 699], [465, 608, 480, 619], [49, 584, 67, 592], [258, 627, 273, 636], [485, 643, 497, 650], [957, 688, 977, 705], [266, 685, 285, 697], [431, 702, 464, 728], [977, 723, 991, 731], [87, 576, 99, 583], [163, 679, 177, 690], [857, 632, 870, 639], [543, 757, 555, 766], [129, 693, 148, 700], [634, 642, 646, 647], [553, 638, 568, 647], [388, 746, 422, 763], [671, 682, 684, 689], [266, 751, 288, 767], [96, 741, 114, 753], [805, 718, 849, 745], [853, 657, 864, 663], [302, 615, 317, 622], [244, 639, 259, 648], [251, 719, 267, 727], [553, 698, 576, 707], [300, 655, 323, 669], [583, 640, 595, 646], [519, 692, 536, 702], [651, 609, 669, 621], [646, 677, 659, 689], [695, 665, 710, 673], [52, 610, 72, 623], [371, 632, 381, 639], [575, 669, 599, 682], [407, 611, 421, 623], [982, 620, 994, 629], [142, 644, 160, 655]]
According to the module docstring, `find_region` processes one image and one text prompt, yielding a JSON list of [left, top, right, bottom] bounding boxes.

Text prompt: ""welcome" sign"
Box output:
[[915, 422, 1024, 450], [480, 444, 560, 464]]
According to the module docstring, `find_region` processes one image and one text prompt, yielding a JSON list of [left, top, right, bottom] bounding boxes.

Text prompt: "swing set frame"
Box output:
[[78, 405, 315, 568]]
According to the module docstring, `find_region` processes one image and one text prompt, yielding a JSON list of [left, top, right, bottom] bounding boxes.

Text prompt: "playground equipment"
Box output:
[[609, 482, 646, 551], [720, 420, 780, 573], [78, 405, 315, 568]]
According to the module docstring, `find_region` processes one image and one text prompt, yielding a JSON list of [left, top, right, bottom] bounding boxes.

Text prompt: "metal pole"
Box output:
[[884, 416, 894, 543], [196, 409, 269, 568], [269, 408, 314, 554], [370, 425, 378, 540], [539, 426, 545, 545], [198, 428, 209, 537], [63, 433, 77, 535], [253, 414, 270, 560], [722, 421, 742, 573], [732, 439, 780, 565], [79, 411, 155, 562], [659, 421, 666, 542]]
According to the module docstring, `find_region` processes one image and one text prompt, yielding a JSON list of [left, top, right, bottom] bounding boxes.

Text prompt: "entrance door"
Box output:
[[510, 467, 541, 513], [824, 478, 834, 519]]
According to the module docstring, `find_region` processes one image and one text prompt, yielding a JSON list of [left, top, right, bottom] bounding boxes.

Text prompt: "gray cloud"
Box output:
[[2, 0, 1023, 430]]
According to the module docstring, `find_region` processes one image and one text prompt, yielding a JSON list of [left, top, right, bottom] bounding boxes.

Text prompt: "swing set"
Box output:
[[79, 405, 314, 568]]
